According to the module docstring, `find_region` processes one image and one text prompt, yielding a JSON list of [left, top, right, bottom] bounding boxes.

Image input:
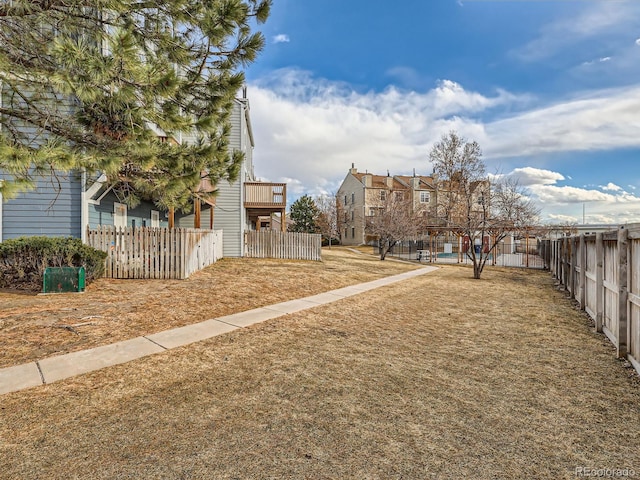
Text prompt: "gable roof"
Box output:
[[351, 171, 436, 190]]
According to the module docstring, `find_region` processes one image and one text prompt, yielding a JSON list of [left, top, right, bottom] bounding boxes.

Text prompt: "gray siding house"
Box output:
[[0, 171, 167, 243], [0, 174, 83, 241], [177, 94, 287, 257], [1, 92, 284, 257]]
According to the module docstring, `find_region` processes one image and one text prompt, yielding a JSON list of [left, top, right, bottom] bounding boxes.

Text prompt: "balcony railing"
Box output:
[[244, 182, 287, 208]]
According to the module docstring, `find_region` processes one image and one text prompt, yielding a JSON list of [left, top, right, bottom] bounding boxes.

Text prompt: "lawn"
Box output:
[[1, 250, 639, 479], [0, 247, 417, 368]]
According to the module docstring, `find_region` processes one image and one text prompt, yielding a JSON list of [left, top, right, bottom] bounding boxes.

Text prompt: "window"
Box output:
[[395, 191, 404, 201], [151, 210, 160, 228], [344, 212, 349, 223], [369, 207, 376, 216], [114, 202, 127, 229], [351, 211, 354, 221], [344, 195, 348, 206], [351, 192, 355, 204], [380, 190, 386, 201], [420, 191, 430, 203], [351, 227, 355, 238]]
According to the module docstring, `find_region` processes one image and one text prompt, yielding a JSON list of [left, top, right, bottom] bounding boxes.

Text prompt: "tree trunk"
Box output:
[[473, 261, 483, 279]]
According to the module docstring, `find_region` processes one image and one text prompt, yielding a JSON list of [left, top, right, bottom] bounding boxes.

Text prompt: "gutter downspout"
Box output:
[[81, 169, 87, 243], [239, 100, 247, 256]]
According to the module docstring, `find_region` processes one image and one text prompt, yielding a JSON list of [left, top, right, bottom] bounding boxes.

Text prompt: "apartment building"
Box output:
[[337, 165, 438, 246]]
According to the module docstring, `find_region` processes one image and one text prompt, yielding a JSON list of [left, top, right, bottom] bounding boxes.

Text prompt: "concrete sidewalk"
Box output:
[[0, 266, 437, 396]]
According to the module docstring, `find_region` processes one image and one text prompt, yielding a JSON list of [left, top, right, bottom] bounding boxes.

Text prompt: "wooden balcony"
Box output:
[[244, 182, 286, 208], [244, 182, 287, 232]]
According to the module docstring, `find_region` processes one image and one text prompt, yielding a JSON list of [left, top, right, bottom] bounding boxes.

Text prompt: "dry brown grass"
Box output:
[[0, 247, 416, 368], [1, 260, 640, 479]]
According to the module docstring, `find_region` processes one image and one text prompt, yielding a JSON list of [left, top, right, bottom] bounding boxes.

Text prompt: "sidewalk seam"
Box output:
[[35, 361, 46, 385], [143, 336, 169, 351]]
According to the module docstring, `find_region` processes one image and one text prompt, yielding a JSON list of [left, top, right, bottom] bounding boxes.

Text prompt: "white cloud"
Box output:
[[504, 167, 565, 187], [530, 185, 615, 205], [601, 182, 622, 192], [385, 66, 427, 90], [526, 183, 640, 224], [513, 3, 640, 62], [273, 34, 290, 44], [249, 70, 525, 194], [247, 70, 640, 224], [635, 38, 640, 46], [484, 85, 640, 158], [547, 213, 579, 224], [581, 56, 613, 67]]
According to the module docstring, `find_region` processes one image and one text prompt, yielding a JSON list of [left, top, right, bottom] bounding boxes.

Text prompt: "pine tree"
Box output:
[[0, 0, 270, 211], [289, 195, 320, 234]]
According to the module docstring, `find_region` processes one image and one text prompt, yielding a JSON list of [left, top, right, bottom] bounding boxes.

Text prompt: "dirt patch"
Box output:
[[0, 248, 418, 368]]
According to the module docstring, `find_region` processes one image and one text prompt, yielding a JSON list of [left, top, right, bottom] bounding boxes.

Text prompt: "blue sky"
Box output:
[[244, 0, 640, 224]]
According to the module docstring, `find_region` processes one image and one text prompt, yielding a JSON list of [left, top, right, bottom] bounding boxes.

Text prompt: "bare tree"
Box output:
[[430, 131, 540, 279], [315, 194, 339, 248], [366, 191, 428, 260]]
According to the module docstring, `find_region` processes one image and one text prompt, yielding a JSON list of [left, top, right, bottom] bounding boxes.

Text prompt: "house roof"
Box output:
[[352, 171, 436, 190]]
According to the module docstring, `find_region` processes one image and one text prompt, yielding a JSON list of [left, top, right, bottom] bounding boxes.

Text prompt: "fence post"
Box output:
[[617, 226, 628, 358], [569, 237, 576, 297], [560, 237, 569, 291], [595, 232, 604, 333], [579, 234, 586, 310], [556, 239, 561, 282]]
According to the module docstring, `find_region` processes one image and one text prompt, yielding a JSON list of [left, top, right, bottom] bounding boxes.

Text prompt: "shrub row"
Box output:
[[0, 237, 107, 292]]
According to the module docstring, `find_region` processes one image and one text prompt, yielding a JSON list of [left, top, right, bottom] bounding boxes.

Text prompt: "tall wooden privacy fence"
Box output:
[[545, 224, 640, 376], [87, 226, 223, 279], [245, 231, 322, 261]]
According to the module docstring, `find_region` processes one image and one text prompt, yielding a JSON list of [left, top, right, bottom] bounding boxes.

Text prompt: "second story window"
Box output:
[[344, 195, 348, 206], [420, 191, 430, 203], [395, 191, 404, 201], [380, 190, 386, 201], [351, 211, 354, 221], [351, 192, 355, 204]]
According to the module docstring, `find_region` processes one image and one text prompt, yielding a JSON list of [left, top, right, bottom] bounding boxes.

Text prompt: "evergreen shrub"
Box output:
[[0, 237, 107, 292]]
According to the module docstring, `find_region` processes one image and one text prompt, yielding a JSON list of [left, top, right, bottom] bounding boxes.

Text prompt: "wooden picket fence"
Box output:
[[545, 223, 640, 376], [87, 226, 223, 279], [244, 230, 322, 261]]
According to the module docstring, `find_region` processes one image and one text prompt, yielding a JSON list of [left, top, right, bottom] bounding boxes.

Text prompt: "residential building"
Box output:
[[1, 92, 285, 258], [0, 9, 284, 257], [336, 165, 437, 245], [176, 92, 286, 257]]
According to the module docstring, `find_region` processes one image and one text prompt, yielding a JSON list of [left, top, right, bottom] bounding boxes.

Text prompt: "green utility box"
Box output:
[[43, 267, 86, 293]]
